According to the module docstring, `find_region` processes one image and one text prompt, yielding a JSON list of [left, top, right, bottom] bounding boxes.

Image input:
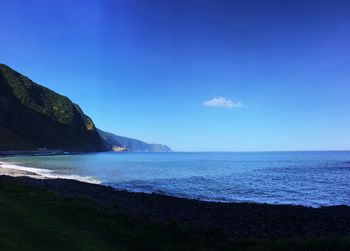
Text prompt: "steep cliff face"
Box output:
[[0, 64, 103, 151], [97, 129, 172, 152]]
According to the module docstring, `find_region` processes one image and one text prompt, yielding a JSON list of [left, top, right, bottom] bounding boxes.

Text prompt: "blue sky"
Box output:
[[1, 0, 350, 151]]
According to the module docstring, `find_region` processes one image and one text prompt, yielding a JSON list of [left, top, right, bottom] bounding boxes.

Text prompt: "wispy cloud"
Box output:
[[202, 96, 244, 108]]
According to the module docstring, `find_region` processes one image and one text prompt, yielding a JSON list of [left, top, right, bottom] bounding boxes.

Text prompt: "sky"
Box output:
[[1, 0, 350, 151]]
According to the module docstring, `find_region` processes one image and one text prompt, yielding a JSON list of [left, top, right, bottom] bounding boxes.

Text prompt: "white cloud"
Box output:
[[202, 96, 244, 108]]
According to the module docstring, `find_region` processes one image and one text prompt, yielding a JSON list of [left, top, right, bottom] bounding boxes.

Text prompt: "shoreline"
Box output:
[[0, 165, 349, 240], [0, 150, 67, 157], [0, 160, 346, 208], [0, 161, 101, 184]]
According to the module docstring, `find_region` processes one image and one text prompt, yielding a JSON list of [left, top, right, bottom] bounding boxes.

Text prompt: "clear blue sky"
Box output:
[[1, 0, 350, 151]]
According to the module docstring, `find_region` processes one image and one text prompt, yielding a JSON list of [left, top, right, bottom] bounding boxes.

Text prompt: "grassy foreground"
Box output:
[[0, 178, 349, 251]]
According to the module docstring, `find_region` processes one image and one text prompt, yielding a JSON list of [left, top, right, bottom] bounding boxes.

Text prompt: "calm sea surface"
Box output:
[[1, 151, 350, 207]]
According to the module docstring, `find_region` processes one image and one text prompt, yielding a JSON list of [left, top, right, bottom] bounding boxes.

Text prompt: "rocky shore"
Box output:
[[0, 163, 42, 178], [0, 165, 349, 241]]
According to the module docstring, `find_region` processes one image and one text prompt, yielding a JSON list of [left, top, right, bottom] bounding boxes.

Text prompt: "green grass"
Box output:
[[0, 179, 349, 251]]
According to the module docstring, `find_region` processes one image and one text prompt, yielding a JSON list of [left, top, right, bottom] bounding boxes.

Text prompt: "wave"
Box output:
[[0, 161, 101, 184], [104, 177, 347, 208]]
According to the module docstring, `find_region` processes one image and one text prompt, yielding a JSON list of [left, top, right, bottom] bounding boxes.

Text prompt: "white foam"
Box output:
[[0, 161, 101, 184]]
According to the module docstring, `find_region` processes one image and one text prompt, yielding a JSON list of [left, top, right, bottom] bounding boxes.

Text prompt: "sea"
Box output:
[[1, 151, 349, 207]]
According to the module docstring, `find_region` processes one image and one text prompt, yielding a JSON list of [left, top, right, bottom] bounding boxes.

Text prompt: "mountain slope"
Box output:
[[0, 64, 103, 151], [97, 129, 172, 152]]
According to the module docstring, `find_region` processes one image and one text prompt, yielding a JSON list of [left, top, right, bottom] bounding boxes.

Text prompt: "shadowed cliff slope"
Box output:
[[0, 64, 103, 151]]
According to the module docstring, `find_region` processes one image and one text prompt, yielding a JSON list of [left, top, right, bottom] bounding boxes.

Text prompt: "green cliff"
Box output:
[[0, 64, 103, 152]]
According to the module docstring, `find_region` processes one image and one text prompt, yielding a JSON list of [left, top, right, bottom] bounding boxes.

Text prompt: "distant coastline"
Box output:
[[0, 150, 67, 157]]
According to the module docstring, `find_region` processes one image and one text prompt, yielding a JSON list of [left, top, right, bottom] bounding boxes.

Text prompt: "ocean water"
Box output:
[[1, 151, 350, 207]]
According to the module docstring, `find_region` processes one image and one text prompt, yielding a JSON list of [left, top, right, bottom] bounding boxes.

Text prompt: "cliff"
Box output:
[[97, 129, 172, 152], [0, 64, 103, 152]]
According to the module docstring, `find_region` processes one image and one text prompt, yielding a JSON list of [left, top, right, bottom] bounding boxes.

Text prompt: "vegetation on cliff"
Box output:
[[0, 64, 103, 151]]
